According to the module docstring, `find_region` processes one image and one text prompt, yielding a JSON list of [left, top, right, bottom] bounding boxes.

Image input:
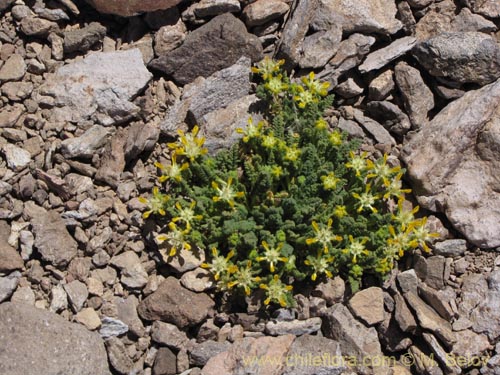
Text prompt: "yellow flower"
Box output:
[[265, 75, 288, 94], [251, 56, 285, 80], [236, 117, 264, 143], [346, 151, 368, 177], [305, 251, 335, 281], [260, 274, 293, 307], [157, 222, 191, 257], [306, 219, 342, 253], [315, 118, 328, 130], [321, 172, 340, 190], [155, 153, 189, 183], [366, 154, 401, 182], [329, 130, 343, 146], [174, 125, 208, 161], [212, 176, 245, 208], [201, 248, 235, 281], [352, 185, 379, 213], [408, 217, 440, 253], [256, 241, 288, 273], [333, 205, 347, 218], [138, 187, 169, 218], [343, 235, 369, 263], [294, 86, 316, 108], [383, 173, 412, 200], [227, 261, 261, 296], [171, 200, 203, 227], [301, 71, 330, 97], [284, 146, 301, 162], [392, 199, 419, 231]]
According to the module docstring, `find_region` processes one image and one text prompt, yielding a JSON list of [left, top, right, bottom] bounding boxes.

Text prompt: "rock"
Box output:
[[0, 222, 23, 272], [100, 317, 129, 338], [34, 6, 70, 21], [19, 16, 58, 37], [151, 321, 189, 350], [0, 302, 110, 375], [351, 108, 396, 145], [402, 79, 500, 248], [434, 239, 467, 257], [63, 22, 107, 54], [110, 251, 148, 289], [124, 121, 160, 161], [10, 286, 35, 305], [334, 75, 364, 98], [422, 332, 462, 374], [161, 57, 252, 135], [394, 61, 434, 130], [329, 0, 402, 35], [265, 317, 322, 336], [161, 245, 206, 273], [31, 209, 78, 267], [76, 307, 102, 330], [418, 284, 455, 321], [394, 293, 417, 333], [311, 276, 345, 305], [409, 345, 442, 375], [2, 143, 31, 171], [322, 304, 388, 374], [0, 54, 26, 82], [0, 105, 24, 128], [95, 128, 127, 187], [414, 0, 456, 41], [0, 271, 20, 303], [64, 280, 89, 312], [464, 0, 500, 18], [49, 283, 68, 312], [348, 287, 385, 326], [154, 27, 185, 57], [0, 0, 14, 13], [193, 0, 240, 18], [425, 256, 446, 290], [105, 337, 134, 375], [180, 268, 214, 292], [202, 335, 295, 375], [412, 32, 500, 86], [137, 276, 215, 328], [150, 13, 262, 85], [190, 340, 232, 366], [404, 292, 456, 348], [282, 334, 345, 375], [452, 329, 491, 359], [366, 101, 411, 136], [359, 37, 416, 73], [115, 296, 145, 337], [153, 347, 177, 375], [37, 49, 152, 126], [368, 70, 394, 100], [242, 0, 289, 27], [85, 0, 182, 17], [61, 125, 111, 159], [2, 81, 34, 101], [452, 8, 497, 34]]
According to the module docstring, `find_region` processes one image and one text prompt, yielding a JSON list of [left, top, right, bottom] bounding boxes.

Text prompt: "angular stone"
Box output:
[[242, 0, 289, 27], [0, 105, 24, 128], [348, 287, 384, 326], [359, 37, 416, 73], [0, 271, 20, 303], [322, 304, 388, 374], [31, 209, 78, 267], [351, 108, 396, 145], [105, 337, 134, 375], [151, 321, 189, 350], [61, 125, 111, 159], [110, 251, 148, 289], [95, 128, 127, 188], [412, 32, 500, 86], [422, 332, 462, 374], [37, 49, 152, 126], [425, 256, 446, 290], [180, 268, 214, 292], [394, 61, 434, 130], [124, 121, 160, 161], [366, 101, 411, 136], [265, 317, 322, 336], [19, 16, 58, 37], [114, 296, 145, 337], [311, 276, 345, 305], [465, 0, 500, 18], [282, 334, 345, 375], [153, 347, 177, 375], [0, 222, 23, 272], [328, 0, 402, 35], [202, 335, 295, 375], [153, 19, 186, 56], [75, 307, 102, 330], [2, 81, 34, 101], [99, 317, 129, 338], [368, 70, 394, 101], [63, 22, 107, 54], [0, 302, 110, 375], [193, 0, 240, 18], [452, 8, 497, 34], [2, 144, 31, 172], [64, 280, 89, 312], [137, 277, 214, 328], [394, 293, 417, 333], [150, 13, 262, 85], [404, 292, 455, 348], [160, 245, 205, 273], [334, 75, 364, 98], [418, 284, 455, 321], [433, 239, 467, 257], [402, 79, 500, 248], [84, 0, 182, 17], [0, 54, 26, 82], [190, 340, 232, 366]]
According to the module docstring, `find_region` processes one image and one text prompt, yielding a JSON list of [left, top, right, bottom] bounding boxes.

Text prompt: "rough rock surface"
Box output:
[[402, 79, 500, 248], [150, 13, 262, 85], [0, 302, 110, 375], [412, 32, 500, 86], [85, 0, 183, 17], [37, 49, 152, 126]]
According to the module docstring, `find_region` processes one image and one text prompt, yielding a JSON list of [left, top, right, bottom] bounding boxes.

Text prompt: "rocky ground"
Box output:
[[0, 0, 500, 374]]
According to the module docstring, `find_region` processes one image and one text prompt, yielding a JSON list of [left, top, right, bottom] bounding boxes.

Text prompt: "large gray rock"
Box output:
[[359, 37, 416, 73], [31, 208, 78, 267], [137, 276, 214, 328], [0, 302, 111, 375], [464, 0, 500, 18], [150, 13, 262, 85], [402, 79, 500, 248], [160, 57, 252, 134], [84, 0, 182, 16], [412, 32, 500, 86], [322, 304, 388, 375], [61, 125, 111, 159], [37, 49, 152, 126], [325, 0, 402, 35], [276, 0, 342, 69]]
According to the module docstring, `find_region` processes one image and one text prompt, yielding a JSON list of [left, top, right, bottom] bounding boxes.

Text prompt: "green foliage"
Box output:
[[141, 57, 438, 307]]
